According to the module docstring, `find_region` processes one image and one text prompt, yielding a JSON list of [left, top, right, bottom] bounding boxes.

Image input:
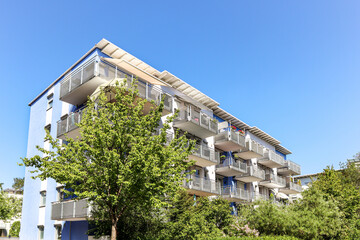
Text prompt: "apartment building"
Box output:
[[20, 39, 301, 240]]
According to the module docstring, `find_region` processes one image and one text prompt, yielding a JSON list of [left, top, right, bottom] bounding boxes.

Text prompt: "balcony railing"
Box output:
[[260, 173, 286, 188], [221, 186, 250, 201], [189, 144, 219, 167], [59, 58, 173, 113], [183, 175, 221, 196], [278, 160, 301, 176], [57, 108, 85, 139], [60, 57, 97, 101], [236, 140, 264, 159], [288, 182, 302, 192], [215, 129, 246, 152], [173, 106, 218, 139], [51, 199, 91, 221], [235, 166, 265, 182], [258, 150, 285, 168], [216, 158, 247, 177]]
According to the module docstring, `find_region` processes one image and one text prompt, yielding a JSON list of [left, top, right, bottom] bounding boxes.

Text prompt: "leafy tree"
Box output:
[[9, 220, 20, 237], [0, 186, 22, 221], [12, 178, 24, 193], [21, 80, 195, 240], [161, 190, 233, 240]]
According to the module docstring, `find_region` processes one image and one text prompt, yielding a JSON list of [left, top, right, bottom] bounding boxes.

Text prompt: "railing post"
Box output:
[[80, 66, 84, 84], [59, 202, 63, 220], [73, 200, 76, 218]]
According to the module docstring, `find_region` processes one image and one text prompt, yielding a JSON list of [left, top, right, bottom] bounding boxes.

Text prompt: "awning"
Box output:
[[102, 58, 166, 86]]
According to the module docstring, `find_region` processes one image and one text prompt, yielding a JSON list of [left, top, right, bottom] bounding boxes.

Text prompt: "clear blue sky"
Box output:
[[1, 1, 359, 188]]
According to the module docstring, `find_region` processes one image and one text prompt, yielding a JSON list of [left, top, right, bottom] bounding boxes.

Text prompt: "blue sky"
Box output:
[[1, 1, 359, 188]]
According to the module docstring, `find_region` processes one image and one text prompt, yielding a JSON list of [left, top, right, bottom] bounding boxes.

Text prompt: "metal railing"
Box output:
[[265, 173, 286, 186], [261, 150, 285, 166], [190, 144, 219, 164], [175, 107, 218, 133], [215, 129, 245, 147], [183, 175, 221, 194], [287, 182, 302, 192], [60, 58, 173, 112], [246, 140, 264, 156], [284, 160, 301, 174], [60, 56, 97, 99], [51, 199, 91, 220], [217, 158, 247, 173], [245, 166, 266, 179], [57, 108, 85, 137], [221, 186, 250, 200]]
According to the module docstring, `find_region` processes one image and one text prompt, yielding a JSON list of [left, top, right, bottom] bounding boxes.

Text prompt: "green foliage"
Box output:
[[12, 178, 24, 192], [239, 187, 346, 239], [21, 79, 195, 240], [9, 220, 20, 237], [0, 186, 22, 221], [213, 236, 300, 240], [160, 190, 233, 240]]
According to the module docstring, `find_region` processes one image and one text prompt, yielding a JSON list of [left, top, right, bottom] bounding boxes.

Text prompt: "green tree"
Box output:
[[162, 190, 233, 240], [21, 80, 195, 240], [9, 220, 20, 237], [12, 178, 24, 193], [0, 186, 22, 221]]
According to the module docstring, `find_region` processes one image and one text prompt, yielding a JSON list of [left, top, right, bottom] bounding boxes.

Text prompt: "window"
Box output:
[[54, 225, 62, 240], [47, 99, 53, 110], [56, 187, 64, 202], [39, 191, 46, 207], [38, 226, 44, 240]]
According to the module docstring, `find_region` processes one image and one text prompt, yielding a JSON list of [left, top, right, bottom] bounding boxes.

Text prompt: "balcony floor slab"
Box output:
[[173, 120, 216, 139]]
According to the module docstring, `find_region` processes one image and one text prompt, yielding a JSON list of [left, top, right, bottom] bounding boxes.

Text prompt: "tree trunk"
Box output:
[[111, 222, 117, 240]]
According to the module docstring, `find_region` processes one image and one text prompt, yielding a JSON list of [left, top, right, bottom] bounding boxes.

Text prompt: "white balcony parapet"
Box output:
[[278, 160, 301, 176], [235, 166, 265, 182], [215, 128, 246, 152], [216, 158, 247, 177], [60, 58, 173, 113], [57, 108, 85, 139], [236, 139, 264, 160], [189, 144, 219, 167], [221, 186, 250, 202], [51, 199, 91, 221], [173, 106, 218, 139], [183, 175, 221, 196], [280, 179, 302, 194], [260, 173, 286, 188], [258, 150, 285, 168]]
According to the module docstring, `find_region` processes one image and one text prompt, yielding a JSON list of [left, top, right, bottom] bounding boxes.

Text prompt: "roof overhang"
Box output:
[[213, 107, 250, 130], [249, 126, 281, 146], [275, 144, 292, 155], [102, 58, 167, 86]]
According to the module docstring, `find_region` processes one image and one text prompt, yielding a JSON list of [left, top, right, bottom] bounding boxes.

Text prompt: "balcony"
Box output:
[[57, 109, 85, 140], [189, 144, 220, 167], [254, 192, 270, 201], [278, 160, 301, 176], [173, 106, 218, 139], [236, 140, 264, 160], [260, 173, 286, 188], [235, 166, 265, 182], [279, 182, 302, 194], [258, 150, 285, 168], [60, 58, 173, 115], [221, 186, 250, 202], [216, 158, 247, 177], [183, 175, 221, 197], [215, 129, 246, 152], [51, 199, 91, 221]]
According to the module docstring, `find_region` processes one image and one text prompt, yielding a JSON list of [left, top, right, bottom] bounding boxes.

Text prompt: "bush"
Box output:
[[9, 221, 20, 237]]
